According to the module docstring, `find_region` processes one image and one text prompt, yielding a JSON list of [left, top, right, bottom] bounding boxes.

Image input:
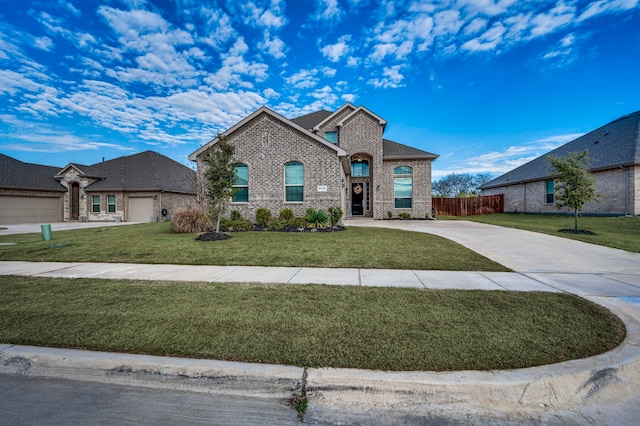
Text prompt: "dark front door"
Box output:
[[352, 183, 363, 215]]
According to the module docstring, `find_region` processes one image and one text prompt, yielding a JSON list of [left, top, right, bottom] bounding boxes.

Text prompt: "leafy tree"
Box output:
[[432, 173, 493, 197], [548, 150, 600, 232], [202, 135, 239, 234]]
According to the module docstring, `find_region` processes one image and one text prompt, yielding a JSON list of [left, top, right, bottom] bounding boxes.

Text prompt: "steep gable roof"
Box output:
[[383, 139, 438, 160], [312, 103, 357, 131], [337, 106, 387, 129], [81, 151, 196, 193], [189, 106, 348, 160], [0, 153, 66, 192], [481, 110, 640, 189]]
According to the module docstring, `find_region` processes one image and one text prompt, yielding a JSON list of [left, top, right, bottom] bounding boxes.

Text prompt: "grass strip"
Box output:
[[449, 214, 640, 253], [0, 275, 624, 371], [0, 223, 509, 271]]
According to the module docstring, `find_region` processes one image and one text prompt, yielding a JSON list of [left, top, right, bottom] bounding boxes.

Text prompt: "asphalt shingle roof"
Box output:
[[0, 153, 65, 192], [481, 110, 640, 189], [290, 109, 438, 160], [79, 151, 196, 193], [383, 139, 438, 159], [290, 110, 333, 130]]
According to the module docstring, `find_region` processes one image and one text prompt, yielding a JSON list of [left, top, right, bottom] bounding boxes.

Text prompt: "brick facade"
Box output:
[[483, 167, 636, 215], [191, 105, 437, 220]]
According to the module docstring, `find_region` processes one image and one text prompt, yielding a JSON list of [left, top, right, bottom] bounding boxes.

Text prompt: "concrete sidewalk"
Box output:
[[1, 260, 640, 297]]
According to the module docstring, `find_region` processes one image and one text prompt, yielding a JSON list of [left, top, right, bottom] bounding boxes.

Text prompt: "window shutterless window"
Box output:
[[232, 164, 249, 203], [324, 131, 338, 144], [394, 166, 413, 208], [285, 162, 304, 202], [91, 195, 100, 213], [546, 179, 554, 204], [107, 195, 116, 213]]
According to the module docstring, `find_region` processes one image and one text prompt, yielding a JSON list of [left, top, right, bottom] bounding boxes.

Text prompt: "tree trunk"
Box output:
[[574, 208, 578, 232], [215, 204, 222, 234]]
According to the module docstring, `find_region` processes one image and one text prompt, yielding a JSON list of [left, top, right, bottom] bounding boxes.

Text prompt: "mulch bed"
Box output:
[[558, 229, 597, 235], [196, 225, 346, 241], [196, 232, 231, 241]]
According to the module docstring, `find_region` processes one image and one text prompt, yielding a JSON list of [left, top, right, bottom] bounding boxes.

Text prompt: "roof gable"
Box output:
[[336, 106, 387, 130], [312, 103, 357, 131], [481, 110, 640, 189], [290, 110, 333, 130], [189, 106, 348, 161]]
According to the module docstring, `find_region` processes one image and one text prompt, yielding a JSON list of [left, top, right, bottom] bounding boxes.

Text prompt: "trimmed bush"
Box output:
[[399, 212, 411, 219], [171, 206, 212, 233], [220, 217, 253, 231], [279, 208, 294, 221], [256, 208, 272, 226], [230, 210, 242, 221], [328, 206, 343, 226]]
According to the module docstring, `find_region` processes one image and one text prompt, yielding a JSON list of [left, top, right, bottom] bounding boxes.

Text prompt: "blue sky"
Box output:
[[1, 0, 639, 179]]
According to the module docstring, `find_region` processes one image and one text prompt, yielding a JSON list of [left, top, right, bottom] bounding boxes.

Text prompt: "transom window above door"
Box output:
[[351, 159, 369, 177]]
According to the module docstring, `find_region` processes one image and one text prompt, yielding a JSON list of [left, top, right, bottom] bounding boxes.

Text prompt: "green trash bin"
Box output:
[[41, 224, 52, 241]]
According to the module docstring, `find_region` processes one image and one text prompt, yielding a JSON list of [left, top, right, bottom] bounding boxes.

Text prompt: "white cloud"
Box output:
[[34, 36, 54, 51], [258, 32, 287, 59], [367, 65, 405, 89], [461, 23, 505, 51], [529, 2, 576, 38], [341, 93, 357, 103], [285, 69, 319, 89], [578, 0, 639, 21], [241, 0, 288, 29], [320, 35, 352, 62], [314, 0, 344, 21]]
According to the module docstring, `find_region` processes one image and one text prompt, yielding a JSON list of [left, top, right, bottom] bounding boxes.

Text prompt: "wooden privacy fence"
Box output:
[[432, 194, 504, 217]]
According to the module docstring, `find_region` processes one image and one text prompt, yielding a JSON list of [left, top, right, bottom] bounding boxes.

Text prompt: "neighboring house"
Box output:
[[189, 104, 438, 219], [0, 151, 197, 224], [480, 110, 640, 216]]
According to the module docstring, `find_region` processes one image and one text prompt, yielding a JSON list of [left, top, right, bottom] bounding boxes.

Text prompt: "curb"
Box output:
[[2, 297, 639, 413]]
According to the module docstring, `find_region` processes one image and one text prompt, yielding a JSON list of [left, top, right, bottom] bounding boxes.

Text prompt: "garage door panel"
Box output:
[[0, 196, 61, 224], [129, 198, 154, 222]]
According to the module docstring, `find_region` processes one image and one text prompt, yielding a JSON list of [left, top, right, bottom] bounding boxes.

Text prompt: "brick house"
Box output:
[[189, 104, 438, 220], [0, 151, 197, 224], [480, 110, 640, 216]]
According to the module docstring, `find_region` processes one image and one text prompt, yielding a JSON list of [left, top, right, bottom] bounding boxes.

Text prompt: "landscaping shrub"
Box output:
[[399, 212, 411, 219], [328, 206, 343, 225], [268, 217, 305, 231], [170, 206, 212, 233], [256, 208, 272, 226], [387, 211, 393, 219], [306, 209, 329, 228], [220, 217, 253, 231], [230, 210, 242, 221], [279, 208, 294, 221]]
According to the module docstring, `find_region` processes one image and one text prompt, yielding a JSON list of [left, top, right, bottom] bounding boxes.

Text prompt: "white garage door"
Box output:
[[0, 196, 62, 224], [128, 198, 155, 222]]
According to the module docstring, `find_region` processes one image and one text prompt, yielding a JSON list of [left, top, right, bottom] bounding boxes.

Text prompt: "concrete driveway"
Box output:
[[345, 219, 640, 274]]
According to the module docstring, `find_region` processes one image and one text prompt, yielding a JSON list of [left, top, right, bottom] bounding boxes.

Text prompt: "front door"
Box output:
[[351, 183, 364, 215], [71, 182, 79, 220]]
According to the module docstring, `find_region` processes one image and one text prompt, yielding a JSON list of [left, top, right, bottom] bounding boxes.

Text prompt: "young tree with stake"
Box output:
[[202, 135, 239, 234], [548, 150, 600, 232]]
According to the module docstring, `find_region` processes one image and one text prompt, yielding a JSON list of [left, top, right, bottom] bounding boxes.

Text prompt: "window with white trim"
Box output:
[[232, 164, 249, 203], [107, 195, 116, 213], [91, 195, 100, 213], [394, 166, 413, 208], [285, 162, 304, 202]]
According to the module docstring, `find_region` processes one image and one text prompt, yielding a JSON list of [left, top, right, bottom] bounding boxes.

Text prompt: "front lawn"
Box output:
[[0, 276, 625, 371], [0, 223, 509, 271], [448, 214, 640, 253]]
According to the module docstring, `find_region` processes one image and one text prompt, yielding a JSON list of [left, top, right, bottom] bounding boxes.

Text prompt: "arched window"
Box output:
[[285, 162, 304, 202], [232, 163, 248, 203], [394, 166, 413, 208], [351, 159, 369, 177]]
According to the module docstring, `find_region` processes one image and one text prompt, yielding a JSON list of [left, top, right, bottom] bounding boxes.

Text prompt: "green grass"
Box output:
[[448, 214, 640, 253], [0, 223, 509, 271], [0, 275, 625, 371]]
